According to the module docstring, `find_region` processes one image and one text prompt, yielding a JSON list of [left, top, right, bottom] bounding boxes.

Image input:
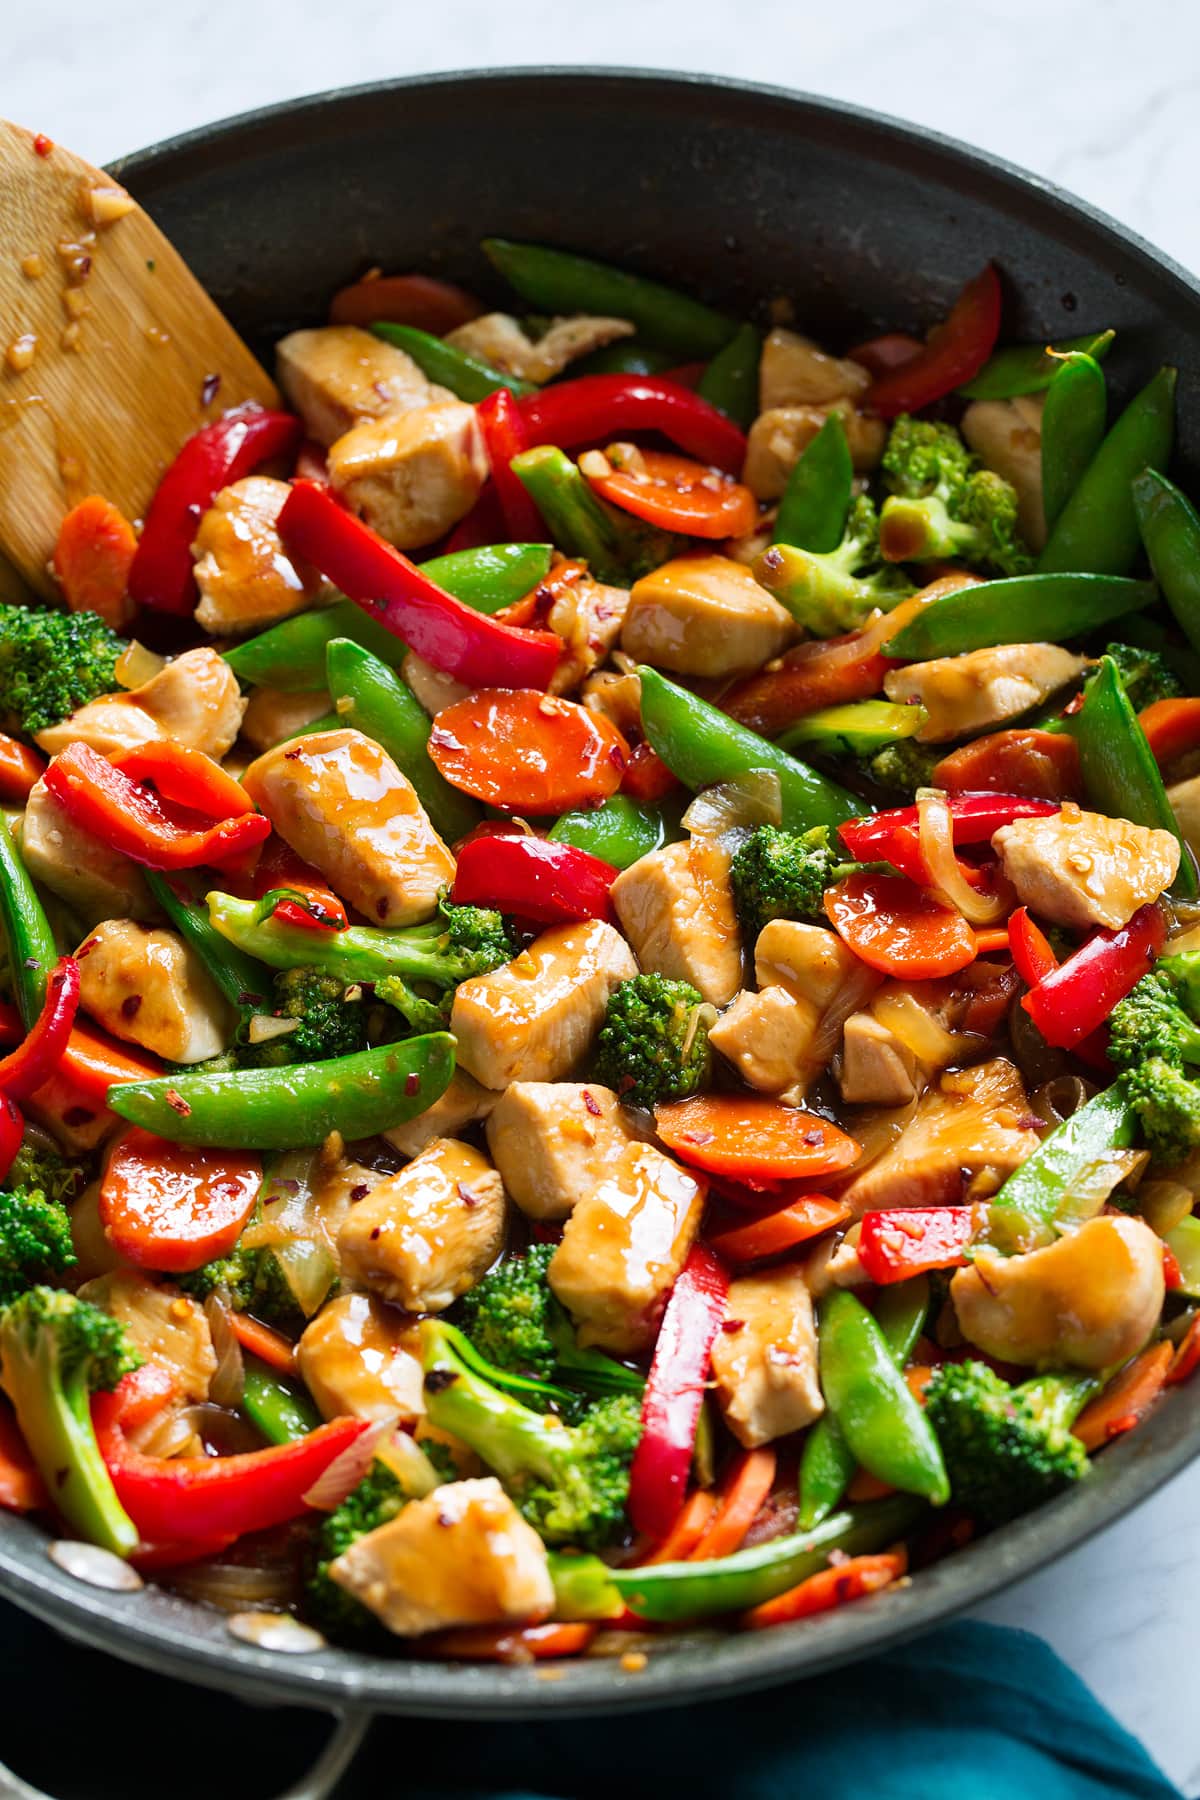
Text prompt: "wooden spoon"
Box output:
[[0, 119, 278, 601]]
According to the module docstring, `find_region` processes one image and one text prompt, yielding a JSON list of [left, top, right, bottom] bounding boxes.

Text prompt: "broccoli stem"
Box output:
[[422, 1321, 567, 1489], [206, 892, 462, 986], [510, 446, 675, 585], [5, 1335, 138, 1556]]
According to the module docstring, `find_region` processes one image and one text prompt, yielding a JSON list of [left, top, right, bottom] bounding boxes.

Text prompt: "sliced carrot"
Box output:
[[1167, 1313, 1200, 1386], [428, 1621, 595, 1662], [655, 1096, 861, 1184], [52, 494, 137, 629], [99, 1129, 261, 1273], [723, 631, 893, 736], [689, 1448, 777, 1560], [932, 728, 1081, 802], [639, 1487, 718, 1564], [229, 1312, 298, 1375], [329, 273, 484, 334], [905, 1365, 937, 1404], [620, 741, 681, 803], [0, 1400, 47, 1512], [845, 1468, 896, 1503], [1140, 696, 1200, 770], [0, 734, 46, 806], [741, 1551, 907, 1630], [59, 1021, 164, 1101], [1073, 1342, 1173, 1452], [824, 872, 977, 980], [428, 688, 629, 814], [584, 446, 758, 540], [972, 927, 1010, 956], [708, 1194, 850, 1264]]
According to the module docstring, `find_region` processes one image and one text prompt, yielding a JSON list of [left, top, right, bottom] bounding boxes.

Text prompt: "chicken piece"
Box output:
[[239, 686, 331, 754], [837, 1012, 918, 1107], [581, 669, 643, 738], [884, 644, 1087, 743], [758, 329, 872, 411], [549, 1143, 705, 1353], [298, 1292, 424, 1424], [446, 312, 634, 383], [79, 1270, 215, 1403], [611, 841, 742, 1007], [951, 1214, 1165, 1372], [36, 647, 246, 760], [486, 1081, 633, 1221], [20, 780, 154, 924], [839, 1059, 1040, 1219], [708, 986, 821, 1102], [330, 1476, 554, 1637], [242, 728, 455, 927], [336, 1138, 507, 1313], [710, 1263, 823, 1447], [75, 919, 234, 1064], [744, 401, 886, 501], [547, 574, 630, 695], [382, 1070, 497, 1160], [451, 920, 636, 1090], [401, 651, 469, 719], [962, 394, 1046, 550], [192, 476, 329, 637], [754, 918, 865, 1007], [328, 402, 488, 551], [992, 802, 1180, 932], [621, 555, 794, 680], [276, 325, 451, 446]]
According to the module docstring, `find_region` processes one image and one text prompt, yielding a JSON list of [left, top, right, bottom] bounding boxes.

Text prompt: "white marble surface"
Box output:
[[6, 2, 1200, 1788]]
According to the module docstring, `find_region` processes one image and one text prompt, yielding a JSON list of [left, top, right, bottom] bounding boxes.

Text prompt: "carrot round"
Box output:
[[708, 1194, 850, 1264], [52, 494, 137, 629], [59, 1022, 164, 1102], [329, 273, 484, 334], [99, 1129, 261, 1273], [655, 1096, 861, 1183], [0, 735, 46, 806], [824, 872, 977, 979], [689, 1448, 777, 1560], [1073, 1342, 1172, 1452], [932, 728, 1081, 801], [741, 1551, 907, 1630], [585, 447, 758, 539], [429, 688, 630, 813]]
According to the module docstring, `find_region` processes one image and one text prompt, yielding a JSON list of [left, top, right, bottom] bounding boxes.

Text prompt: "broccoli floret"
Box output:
[[879, 416, 1033, 576], [594, 973, 712, 1109], [753, 495, 914, 637], [860, 738, 943, 799], [237, 966, 366, 1067], [178, 1243, 308, 1334], [305, 1463, 407, 1639], [0, 605, 126, 737], [0, 1188, 76, 1306], [1109, 969, 1200, 1162], [421, 1319, 642, 1549], [4, 1138, 86, 1208], [730, 822, 883, 942], [1124, 1058, 1200, 1165], [925, 1359, 1095, 1526], [1110, 971, 1200, 1072], [1103, 641, 1182, 713], [0, 1286, 141, 1554]]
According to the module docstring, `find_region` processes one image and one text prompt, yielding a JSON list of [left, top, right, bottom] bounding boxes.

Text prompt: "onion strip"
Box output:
[[917, 789, 1008, 927]]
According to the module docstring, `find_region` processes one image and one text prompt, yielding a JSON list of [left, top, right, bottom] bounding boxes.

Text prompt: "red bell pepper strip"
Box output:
[[858, 1205, 978, 1285], [253, 840, 347, 930], [128, 404, 302, 616], [0, 955, 79, 1101], [112, 741, 258, 821], [627, 1245, 730, 1543], [1022, 903, 1167, 1050], [0, 1094, 23, 1188], [475, 389, 544, 541], [839, 793, 1058, 885], [517, 374, 747, 474], [1008, 906, 1059, 988], [1139, 697, 1200, 770], [865, 265, 1003, 418], [451, 834, 618, 924], [277, 480, 562, 689], [442, 483, 507, 554], [44, 743, 270, 874]]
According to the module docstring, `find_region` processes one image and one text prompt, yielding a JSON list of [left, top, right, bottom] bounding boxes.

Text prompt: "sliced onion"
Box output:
[[204, 1293, 245, 1410], [1137, 1178, 1195, 1237], [808, 960, 883, 1067], [247, 1014, 301, 1046], [1055, 1149, 1151, 1230], [134, 1406, 203, 1460], [302, 1414, 399, 1512], [376, 1427, 446, 1498], [168, 1558, 298, 1613], [872, 988, 962, 1068], [274, 1237, 338, 1319], [113, 640, 165, 688], [840, 1093, 919, 1171], [682, 770, 782, 844], [183, 1403, 264, 1457], [916, 789, 1008, 927], [1031, 1075, 1091, 1130]]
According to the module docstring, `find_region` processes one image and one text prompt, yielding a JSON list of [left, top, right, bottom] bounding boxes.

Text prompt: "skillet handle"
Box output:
[[0, 1708, 371, 1800]]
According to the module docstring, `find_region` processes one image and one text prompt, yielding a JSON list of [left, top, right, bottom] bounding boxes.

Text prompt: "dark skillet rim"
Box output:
[[0, 66, 1191, 1718]]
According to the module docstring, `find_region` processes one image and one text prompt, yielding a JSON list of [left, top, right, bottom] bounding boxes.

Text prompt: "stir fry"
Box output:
[[2, 240, 1200, 1666]]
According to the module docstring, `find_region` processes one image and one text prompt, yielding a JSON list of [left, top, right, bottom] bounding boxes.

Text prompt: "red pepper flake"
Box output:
[[120, 994, 142, 1020], [200, 372, 221, 406], [283, 747, 303, 761], [350, 1183, 370, 1202], [582, 1089, 602, 1117], [164, 1088, 192, 1118], [369, 1225, 382, 1241], [33, 134, 53, 158], [376, 898, 390, 921], [458, 1183, 479, 1210], [609, 744, 627, 772], [720, 1317, 745, 1334], [405, 1072, 420, 1096]]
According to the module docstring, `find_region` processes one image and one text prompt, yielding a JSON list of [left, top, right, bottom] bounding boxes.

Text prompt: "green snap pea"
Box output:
[[958, 329, 1115, 400], [547, 1553, 625, 1621], [818, 1289, 949, 1505], [324, 638, 481, 843], [1134, 468, 1200, 656], [1039, 366, 1176, 575], [419, 543, 555, 613], [482, 238, 736, 359], [511, 446, 675, 586], [697, 323, 761, 430], [1041, 352, 1107, 533], [569, 341, 679, 377], [637, 666, 860, 832], [0, 820, 58, 1027], [1165, 1215, 1200, 1297], [884, 572, 1155, 661], [372, 322, 536, 401], [241, 1359, 322, 1445], [989, 1082, 1135, 1232], [779, 700, 927, 761], [107, 1033, 455, 1150], [145, 871, 271, 1018], [549, 794, 666, 869], [774, 411, 853, 553]]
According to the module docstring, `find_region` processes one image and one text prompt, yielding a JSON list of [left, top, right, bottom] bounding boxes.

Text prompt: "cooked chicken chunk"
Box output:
[[837, 1012, 918, 1107], [79, 1270, 215, 1403], [962, 394, 1046, 550], [546, 573, 630, 695], [192, 476, 329, 637], [621, 555, 794, 679], [611, 841, 742, 1006], [328, 402, 488, 550], [242, 728, 455, 927], [992, 802, 1179, 932], [276, 325, 452, 445], [758, 329, 872, 411], [20, 780, 154, 924], [754, 918, 867, 1007], [710, 1264, 823, 1448], [36, 648, 246, 760], [451, 920, 636, 1090], [951, 1214, 1165, 1371], [884, 644, 1087, 743], [486, 1081, 633, 1220], [383, 1070, 497, 1160], [549, 1143, 705, 1353], [838, 1059, 1040, 1219], [744, 400, 886, 500], [298, 1293, 424, 1424], [708, 986, 822, 1102], [240, 685, 331, 753], [446, 312, 634, 382], [75, 920, 234, 1064], [336, 1138, 507, 1313], [330, 1476, 553, 1637]]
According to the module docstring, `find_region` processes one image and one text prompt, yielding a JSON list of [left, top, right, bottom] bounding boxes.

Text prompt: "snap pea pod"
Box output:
[[610, 1494, 925, 1621], [324, 638, 481, 842], [241, 1359, 322, 1444], [1041, 352, 1107, 533], [1038, 366, 1176, 575], [549, 794, 667, 868], [207, 892, 444, 983], [989, 1081, 1136, 1230], [1068, 653, 1196, 895], [0, 819, 58, 1026], [799, 1276, 930, 1530], [481, 238, 737, 358], [107, 1033, 455, 1149], [779, 700, 927, 761], [144, 870, 272, 1016], [818, 1290, 949, 1505], [638, 666, 860, 833], [697, 323, 761, 431], [419, 543, 555, 611], [774, 411, 853, 553], [958, 329, 1115, 400], [570, 340, 678, 377], [546, 1553, 625, 1621], [1133, 468, 1200, 656], [511, 446, 676, 585], [884, 573, 1155, 661], [372, 322, 536, 401]]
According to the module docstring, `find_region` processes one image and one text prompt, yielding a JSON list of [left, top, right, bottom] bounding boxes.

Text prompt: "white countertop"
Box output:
[[7, 2, 1200, 1788]]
